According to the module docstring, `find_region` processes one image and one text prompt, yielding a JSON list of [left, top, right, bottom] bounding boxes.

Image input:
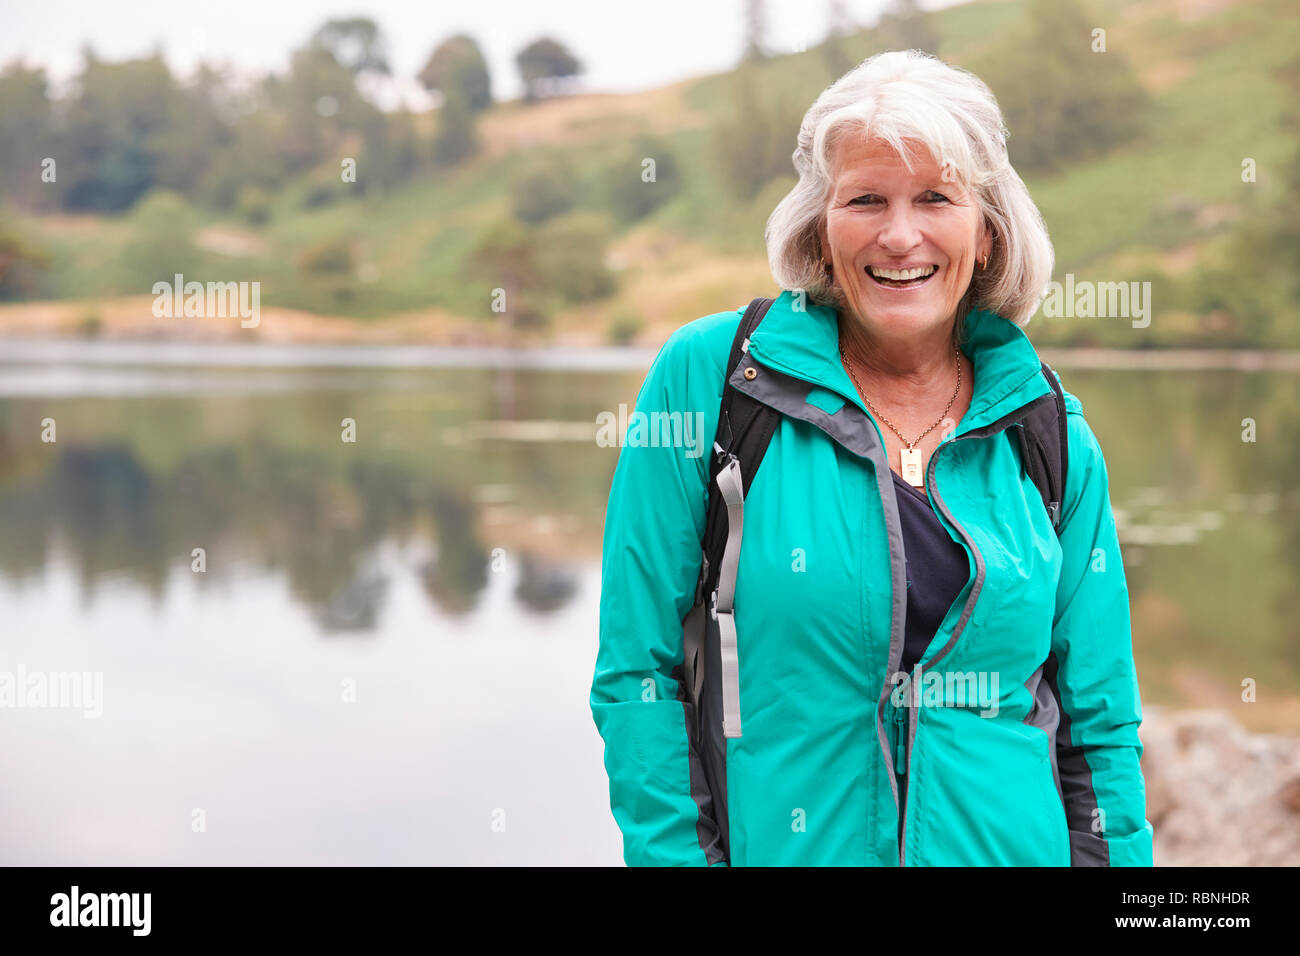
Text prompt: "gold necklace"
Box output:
[[839, 342, 962, 488]]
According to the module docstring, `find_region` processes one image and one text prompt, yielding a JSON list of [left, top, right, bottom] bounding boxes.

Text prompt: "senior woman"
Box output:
[[590, 49, 1152, 867]]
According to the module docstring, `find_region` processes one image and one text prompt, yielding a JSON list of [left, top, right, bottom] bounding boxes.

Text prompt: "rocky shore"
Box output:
[[1141, 705, 1300, 866]]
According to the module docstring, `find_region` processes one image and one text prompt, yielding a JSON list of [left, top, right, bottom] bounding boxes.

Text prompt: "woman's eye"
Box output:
[[848, 192, 949, 206]]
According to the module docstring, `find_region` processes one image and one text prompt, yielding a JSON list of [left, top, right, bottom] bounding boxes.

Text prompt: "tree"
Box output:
[[972, 0, 1147, 175], [152, 64, 235, 196], [355, 109, 423, 194], [515, 37, 582, 104], [1185, 52, 1300, 346], [59, 51, 185, 211], [0, 223, 51, 299], [0, 63, 55, 210], [198, 107, 288, 210], [433, 88, 479, 166], [876, 0, 940, 56], [827, 0, 853, 35], [601, 135, 683, 223], [467, 219, 546, 329], [711, 61, 803, 201], [273, 45, 375, 173], [418, 34, 492, 113], [535, 212, 616, 305], [743, 0, 769, 63], [510, 156, 577, 224], [821, 0, 858, 79], [310, 18, 391, 76], [120, 189, 201, 287]]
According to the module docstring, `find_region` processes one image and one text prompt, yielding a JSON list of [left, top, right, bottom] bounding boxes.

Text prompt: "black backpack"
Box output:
[[681, 295, 1069, 744]]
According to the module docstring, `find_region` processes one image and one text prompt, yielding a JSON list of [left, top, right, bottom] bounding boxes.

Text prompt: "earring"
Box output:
[[980, 253, 989, 271], [821, 257, 832, 273]]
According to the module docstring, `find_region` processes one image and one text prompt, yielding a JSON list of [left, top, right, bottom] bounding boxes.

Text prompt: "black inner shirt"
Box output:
[[891, 469, 971, 678]]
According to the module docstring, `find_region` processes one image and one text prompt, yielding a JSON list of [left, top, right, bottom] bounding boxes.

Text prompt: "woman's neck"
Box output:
[[837, 312, 964, 409]]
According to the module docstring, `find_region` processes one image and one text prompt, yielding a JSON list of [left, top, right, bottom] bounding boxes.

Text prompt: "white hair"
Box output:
[[765, 49, 1054, 328]]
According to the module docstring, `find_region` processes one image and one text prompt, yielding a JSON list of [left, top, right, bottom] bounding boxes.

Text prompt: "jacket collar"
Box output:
[[745, 289, 1051, 436]]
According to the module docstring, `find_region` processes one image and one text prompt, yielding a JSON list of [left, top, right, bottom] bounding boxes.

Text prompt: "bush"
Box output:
[[465, 217, 544, 318], [120, 189, 201, 287], [606, 306, 644, 345], [298, 237, 355, 275], [236, 186, 273, 226], [602, 136, 683, 223], [0, 223, 51, 300], [78, 310, 103, 337], [535, 212, 616, 304], [511, 157, 577, 225], [300, 170, 350, 210]]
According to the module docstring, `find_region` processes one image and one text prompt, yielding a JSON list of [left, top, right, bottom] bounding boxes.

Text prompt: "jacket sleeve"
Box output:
[[590, 319, 730, 866], [1048, 404, 1155, 866]]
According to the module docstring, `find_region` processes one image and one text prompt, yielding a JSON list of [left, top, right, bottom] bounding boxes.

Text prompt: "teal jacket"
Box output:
[[591, 290, 1154, 866]]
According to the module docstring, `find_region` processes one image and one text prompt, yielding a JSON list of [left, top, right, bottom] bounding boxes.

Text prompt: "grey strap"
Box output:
[[712, 457, 746, 738]]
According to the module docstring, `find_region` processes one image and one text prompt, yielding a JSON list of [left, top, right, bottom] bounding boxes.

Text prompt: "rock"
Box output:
[[1279, 776, 1300, 815], [1139, 706, 1300, 866]]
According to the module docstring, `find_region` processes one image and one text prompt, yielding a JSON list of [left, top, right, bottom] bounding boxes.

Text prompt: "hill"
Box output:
[[2, 0, 1298, 349]]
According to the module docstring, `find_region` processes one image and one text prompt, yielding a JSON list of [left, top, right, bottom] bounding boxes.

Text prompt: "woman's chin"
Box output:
[[848, 294, 956, 333]]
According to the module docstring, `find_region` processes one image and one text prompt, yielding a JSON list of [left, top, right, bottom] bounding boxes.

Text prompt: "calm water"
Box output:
[[1, 346, 1297, 864]]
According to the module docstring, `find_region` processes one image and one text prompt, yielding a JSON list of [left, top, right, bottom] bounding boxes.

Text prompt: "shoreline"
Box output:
[[0, 337, 662, 371], [2, 297, 1300, 371], [3, 335, 1300, 373]]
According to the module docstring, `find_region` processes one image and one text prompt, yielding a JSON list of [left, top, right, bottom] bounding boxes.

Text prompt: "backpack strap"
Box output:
[[682, 296, 778, 739], [699, 297, 780, 589], [1011, 361, 1070, 532]]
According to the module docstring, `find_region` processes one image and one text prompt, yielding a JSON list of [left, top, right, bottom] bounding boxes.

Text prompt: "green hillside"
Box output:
[[3, 0, 1298, 347]]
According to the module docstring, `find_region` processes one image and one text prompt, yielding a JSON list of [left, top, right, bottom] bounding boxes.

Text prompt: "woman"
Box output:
[[590, 49, 1153, 866]]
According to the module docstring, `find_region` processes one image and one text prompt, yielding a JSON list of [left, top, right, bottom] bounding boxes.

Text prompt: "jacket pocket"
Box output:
[[1002, 721, 1071, 865], [916, 713, 1070, 865]]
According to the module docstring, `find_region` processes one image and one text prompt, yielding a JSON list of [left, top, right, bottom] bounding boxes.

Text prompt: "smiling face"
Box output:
[[820, 136, 991, 345]]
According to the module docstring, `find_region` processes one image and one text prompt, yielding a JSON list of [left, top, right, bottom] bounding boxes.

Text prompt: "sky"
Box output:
[[0, 0, 967, 108]]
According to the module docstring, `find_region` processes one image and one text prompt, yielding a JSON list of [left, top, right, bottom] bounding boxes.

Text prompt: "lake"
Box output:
[[1, 342, 1297, 864]]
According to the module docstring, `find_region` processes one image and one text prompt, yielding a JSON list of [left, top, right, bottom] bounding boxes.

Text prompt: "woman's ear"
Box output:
[[980, 218, 995, 263]]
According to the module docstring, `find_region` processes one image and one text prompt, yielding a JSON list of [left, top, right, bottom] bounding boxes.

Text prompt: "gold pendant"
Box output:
[[900, 446, 924, 487]]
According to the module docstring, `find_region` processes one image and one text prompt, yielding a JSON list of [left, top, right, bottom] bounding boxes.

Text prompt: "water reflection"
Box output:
[[1, 363, 1298, 692], [1065, 366, 1300, 722], [0, 362, 630, 863], [0, 358, 1297, 865], [0, 366, 619, 623], [514, 552, 580, 613]]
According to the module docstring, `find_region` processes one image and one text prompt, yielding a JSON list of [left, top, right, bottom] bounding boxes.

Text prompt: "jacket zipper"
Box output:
[[892, 689, 908, 853], [743, 347, 927, 865], [893, 432, 989, 866]]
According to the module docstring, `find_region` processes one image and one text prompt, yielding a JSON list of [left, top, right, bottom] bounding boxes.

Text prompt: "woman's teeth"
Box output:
[[868, 264, 939, 285]]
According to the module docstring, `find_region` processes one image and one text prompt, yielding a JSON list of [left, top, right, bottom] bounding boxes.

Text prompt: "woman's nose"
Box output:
[[876, 204, 924, 251]]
